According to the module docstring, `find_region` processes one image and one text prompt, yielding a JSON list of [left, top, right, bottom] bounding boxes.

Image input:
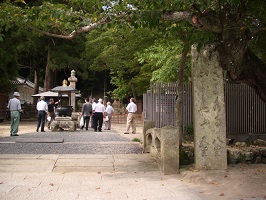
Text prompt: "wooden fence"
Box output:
[[143, 83, 266, 135], [111, 114, 143, 124]]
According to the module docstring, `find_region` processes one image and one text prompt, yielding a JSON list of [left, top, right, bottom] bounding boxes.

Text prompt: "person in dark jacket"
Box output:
[[47, 98, 58, 129], [81, 98, 92, 130]]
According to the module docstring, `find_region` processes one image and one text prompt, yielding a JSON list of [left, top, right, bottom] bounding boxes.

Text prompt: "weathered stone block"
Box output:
[[261, 148, 266, 156], [144, 128, 161, 155], [51, 119, 76, 132], [55, 117, 72, 121], [160, 126, 179, 174], [191, 44, 227, 170], [143, 120, 155, 151], [254, 139, 266, 146], [227, 148, 242, 164], [144, 126, 179, 174]]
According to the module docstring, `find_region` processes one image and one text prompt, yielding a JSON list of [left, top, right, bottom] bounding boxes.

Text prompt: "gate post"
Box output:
[[191, 44, 227, 169]]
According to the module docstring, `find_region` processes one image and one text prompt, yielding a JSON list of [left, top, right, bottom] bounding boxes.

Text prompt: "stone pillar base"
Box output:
[[51, 118, 76, 132], [144, 125, 179, 175]]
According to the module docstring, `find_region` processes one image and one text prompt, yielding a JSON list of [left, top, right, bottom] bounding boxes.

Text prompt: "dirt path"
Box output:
[[180, 164, 266, 200], [0, 120, 143, 141]]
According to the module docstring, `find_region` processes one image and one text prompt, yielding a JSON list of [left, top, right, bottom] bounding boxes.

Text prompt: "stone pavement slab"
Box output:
[[0, 154, 202, 200], [14, 138, 64, 143], [0, 129, 143, 154]]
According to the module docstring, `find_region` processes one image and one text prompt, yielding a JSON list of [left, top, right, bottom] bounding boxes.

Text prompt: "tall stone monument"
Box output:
[[191, 44, 227, 170], [68, 70, 78, 111]]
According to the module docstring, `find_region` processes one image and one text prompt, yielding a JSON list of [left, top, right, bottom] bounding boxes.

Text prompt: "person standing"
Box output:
[[124, 98, 137, 134], [36, 96, 48, 132], [8, 92, 22, 136], [93, 98, 105, 132], [91, 98, 96, 128], [104, 101, 114, 130], [47, 98, 57, 129], [81, 98, 92, 130]]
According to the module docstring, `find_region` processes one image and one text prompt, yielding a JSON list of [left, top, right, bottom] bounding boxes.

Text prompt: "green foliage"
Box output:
[[185, 123, 194, 137], [1, 0, 265, 101], [179, 145, 194, 165], [85, 26, 163, 101], [132, 138, 140, 142], [0, 29, 19, 94], [183, 123, 194, 142], [0, 0, 97, 89], [137, 39, 184, 83]]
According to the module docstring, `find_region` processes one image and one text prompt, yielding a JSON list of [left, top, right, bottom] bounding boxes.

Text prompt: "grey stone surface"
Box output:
[[144, 126, 179, 174], [54, 117, 72, 121], [0, 154, 203, 200], [68, 69, 78, 111], [51, 119, 76, 132], [191, 44, 227, 170], [161, 126, 179, 174], [14, 138, 64, 143], [0, 130, 142, 154], [143, 120, 155, 149]]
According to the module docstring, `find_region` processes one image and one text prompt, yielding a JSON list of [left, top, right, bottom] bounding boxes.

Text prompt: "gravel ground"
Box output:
[[0, 121, 143, 154]]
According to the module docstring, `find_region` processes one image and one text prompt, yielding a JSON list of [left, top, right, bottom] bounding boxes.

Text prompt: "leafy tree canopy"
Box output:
[[0, 0, 265, 102]]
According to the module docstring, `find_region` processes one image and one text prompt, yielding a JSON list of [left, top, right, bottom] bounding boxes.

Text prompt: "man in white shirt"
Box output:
[[104, 102, 114, 130], [93, 98, 105, 132], [124, 98, 137, 134], [36, 96, 48, 132]]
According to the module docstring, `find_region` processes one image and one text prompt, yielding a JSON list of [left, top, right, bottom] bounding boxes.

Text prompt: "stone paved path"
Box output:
[[0, 121, 265, 200], [0, 129, 143, 154], [0, 122, 203, 200]]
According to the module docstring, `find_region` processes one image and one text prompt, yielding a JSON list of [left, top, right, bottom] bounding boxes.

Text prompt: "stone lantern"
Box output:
[[68, 70, 78, 111], [50, 78, 77, 132], [51, 79, 76, 117]]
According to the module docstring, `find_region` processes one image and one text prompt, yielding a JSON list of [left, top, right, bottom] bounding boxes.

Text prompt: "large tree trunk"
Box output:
[[176, 44, 189, 143], [221, 50, 266, 103], [217, 7, 266, 103], [44, 47, 56, 91], [33, 55, 40, 105], [238, 50, 266, 102], [219, 47, 266, 102], [163, 3, 266, 103], [131, 84, 137, 100], [33, 66, 40, 105]]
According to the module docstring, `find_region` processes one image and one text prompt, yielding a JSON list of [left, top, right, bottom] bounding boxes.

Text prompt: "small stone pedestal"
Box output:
[[144, 123, 179, 175], [51, 117, 76, 132]]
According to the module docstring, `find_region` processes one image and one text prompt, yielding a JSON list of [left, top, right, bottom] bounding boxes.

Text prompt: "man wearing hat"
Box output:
[[7, 92, 22, 136]]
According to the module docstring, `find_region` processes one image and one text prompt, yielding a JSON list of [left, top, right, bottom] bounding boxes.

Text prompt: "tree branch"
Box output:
[[28, 18, 108, 40], [162, 11, 222, 33]]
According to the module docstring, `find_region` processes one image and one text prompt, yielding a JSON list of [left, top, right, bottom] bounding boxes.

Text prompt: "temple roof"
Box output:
[[11, 76, 43, 91]]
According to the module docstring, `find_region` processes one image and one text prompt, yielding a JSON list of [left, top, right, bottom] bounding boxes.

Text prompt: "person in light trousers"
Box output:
[[124, 98, 137, 134], [8, 92, 22, 136], [104, 101, 114, 130]]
